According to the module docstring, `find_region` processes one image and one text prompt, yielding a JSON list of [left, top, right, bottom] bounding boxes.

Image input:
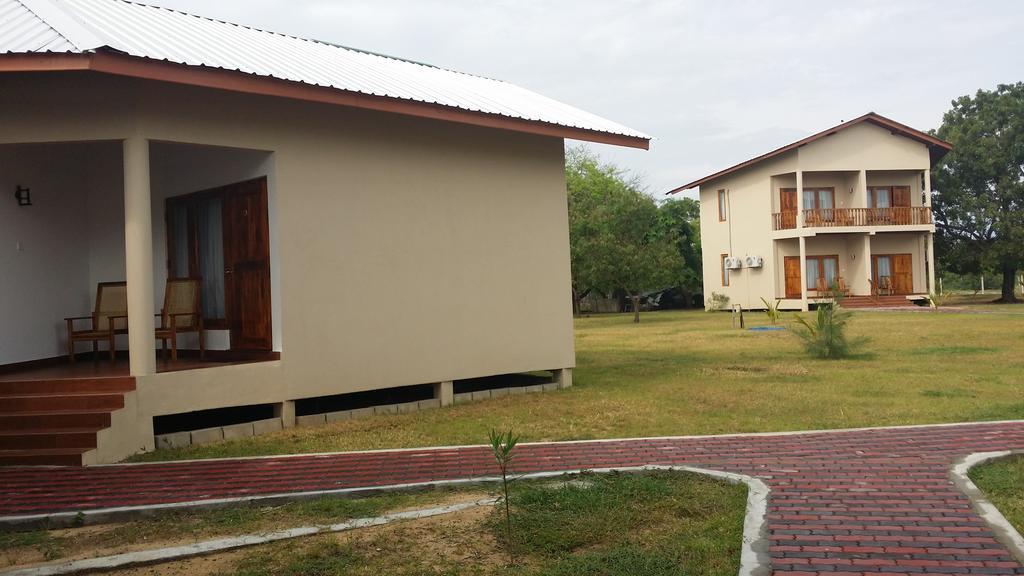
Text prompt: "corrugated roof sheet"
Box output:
[[0, 0, 649, 141]]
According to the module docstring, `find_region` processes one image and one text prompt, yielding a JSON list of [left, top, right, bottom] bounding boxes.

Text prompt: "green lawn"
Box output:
[[133, 307, 1024, 462], [969, 454, 1024, 535], [221, 471, 746, 576]]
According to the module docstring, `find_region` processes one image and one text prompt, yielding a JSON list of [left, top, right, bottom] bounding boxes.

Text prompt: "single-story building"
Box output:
[[0, 0, 649, 464]]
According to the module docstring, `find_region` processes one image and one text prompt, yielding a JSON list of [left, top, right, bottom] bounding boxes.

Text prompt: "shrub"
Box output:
[[792, 293, 860, 359], [706, 292, 730, 311], [760, 297, 782, 325]]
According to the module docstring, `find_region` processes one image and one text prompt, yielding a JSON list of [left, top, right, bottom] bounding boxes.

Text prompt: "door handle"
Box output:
[[225, 268, 234, 274]]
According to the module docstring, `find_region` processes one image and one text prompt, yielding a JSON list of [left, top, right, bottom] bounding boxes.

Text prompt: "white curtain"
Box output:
[[823, 258, 838, 285], [876, 256, 892, 279], [806, 259, 820, 290], [818, 190, 834, 210], [196, 198, 226, 320]]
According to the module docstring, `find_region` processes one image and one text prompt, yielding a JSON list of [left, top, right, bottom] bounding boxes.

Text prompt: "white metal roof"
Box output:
[[1, 0, 649, 142]]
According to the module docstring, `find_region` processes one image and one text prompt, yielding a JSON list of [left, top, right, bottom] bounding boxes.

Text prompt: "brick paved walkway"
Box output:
[[3, 421, 1024, 575]]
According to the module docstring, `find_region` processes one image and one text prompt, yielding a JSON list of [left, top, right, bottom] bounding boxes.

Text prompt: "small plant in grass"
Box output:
[[927, 291, 949, 310], [760, 297, 782, 325], [792, 289, 861, 359], [706, 292, 730, 311], [488, 428, 519, 565]]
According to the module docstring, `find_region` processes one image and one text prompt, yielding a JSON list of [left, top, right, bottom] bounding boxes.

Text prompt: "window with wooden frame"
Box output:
[[868, 186, 911, 208], [801, 187, 835, 210], [717, 189, 727, 221], [721, 254, 730, 286], [166, 191, 227, 329], [805, 255, 840, 291]]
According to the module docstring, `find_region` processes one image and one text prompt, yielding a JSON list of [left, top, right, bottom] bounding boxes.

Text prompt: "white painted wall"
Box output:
[[0, 142, 123, 364]]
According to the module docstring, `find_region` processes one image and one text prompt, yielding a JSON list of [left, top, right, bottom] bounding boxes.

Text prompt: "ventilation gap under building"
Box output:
[[153, 403, 277, 435]]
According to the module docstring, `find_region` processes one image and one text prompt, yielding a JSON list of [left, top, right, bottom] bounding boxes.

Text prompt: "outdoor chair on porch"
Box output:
[[65, 281, 128, 363], [877, 276, 894, 296], [155, 278, 205, 361], [815, 276, 851, 298]]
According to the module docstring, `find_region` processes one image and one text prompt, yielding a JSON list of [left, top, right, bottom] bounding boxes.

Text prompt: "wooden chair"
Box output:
[[836, 277, 851, 297], [815, 277, 829, 294], [65, 282, 128, 363], [155, 278, 205, 361], [878, 276, 894, 296]]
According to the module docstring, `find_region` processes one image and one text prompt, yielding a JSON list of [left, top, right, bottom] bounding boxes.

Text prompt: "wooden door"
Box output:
[[892, 186, 911, 224], [784, 256, 802, 299], [780, 188, 798, 229], [223, 178, 273, 351], [891, 254, 913, 295]]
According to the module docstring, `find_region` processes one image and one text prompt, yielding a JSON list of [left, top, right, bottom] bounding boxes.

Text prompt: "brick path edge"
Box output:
[[951, 451, 1024, 566]]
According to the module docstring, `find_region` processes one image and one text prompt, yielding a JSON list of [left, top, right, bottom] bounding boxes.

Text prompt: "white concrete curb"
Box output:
[[949, 451, 1024, 566], [0, 465, 771, 576]]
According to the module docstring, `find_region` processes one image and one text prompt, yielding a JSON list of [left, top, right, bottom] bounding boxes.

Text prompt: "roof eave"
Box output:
[[0, 51, 650, 150]]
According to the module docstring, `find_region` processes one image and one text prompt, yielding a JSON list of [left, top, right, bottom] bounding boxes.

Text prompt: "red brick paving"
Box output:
[[3, 421, 1024, 575]]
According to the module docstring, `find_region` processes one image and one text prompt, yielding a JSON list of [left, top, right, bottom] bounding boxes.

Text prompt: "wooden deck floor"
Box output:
[[0, 352, 279, 382]]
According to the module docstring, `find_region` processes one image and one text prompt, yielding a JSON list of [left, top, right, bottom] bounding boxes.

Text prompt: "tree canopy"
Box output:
[[566, 147, 697, 321], [933, 82, 1024, 302]]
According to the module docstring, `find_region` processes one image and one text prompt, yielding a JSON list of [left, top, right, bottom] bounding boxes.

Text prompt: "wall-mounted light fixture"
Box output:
[[14, 186, 31, 207]]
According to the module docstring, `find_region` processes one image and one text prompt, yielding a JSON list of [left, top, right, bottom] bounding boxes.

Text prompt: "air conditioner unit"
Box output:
[[725, 257, 743, 270], [745, 255, 764, 268]]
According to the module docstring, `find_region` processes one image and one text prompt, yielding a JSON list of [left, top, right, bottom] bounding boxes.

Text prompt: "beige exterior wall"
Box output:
[[698, 119, 936, 310], [0, 72, 575, 461]]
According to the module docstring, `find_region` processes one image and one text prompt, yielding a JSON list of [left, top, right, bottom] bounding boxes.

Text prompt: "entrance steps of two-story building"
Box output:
[[0, 376, 134, 466], [842, 295, 920, 309]]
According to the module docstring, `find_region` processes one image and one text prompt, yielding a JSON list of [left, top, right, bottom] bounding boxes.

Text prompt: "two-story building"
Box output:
[[671, 113, 952, 311]]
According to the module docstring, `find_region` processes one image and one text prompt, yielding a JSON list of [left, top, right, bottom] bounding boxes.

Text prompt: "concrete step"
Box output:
[[0, 428, 101, 450], [0, 393, 124, 413], [0, 377, 134, 396], [0, 448, 90, 467], [0, 410, 112, 431]]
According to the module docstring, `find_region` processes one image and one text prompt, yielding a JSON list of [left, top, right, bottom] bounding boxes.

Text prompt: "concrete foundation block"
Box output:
[[190, 427, 224, 446], [222, 422, 255, 440], [350, 407, 374, 419], [490, 387, 510, 398], [525, 385, 544, 394], [253, 418, 284, 435], [453, 393, 472, 405], [396, 401, 420, 414], [155, 431, 191, 450], [434, 381, 454, 407], [325, 410, 352, 423], [374, 404, 399, 415], [296, 414, 326, 428], [509, 386, 526, 395], [552, 368, 573, 389], [471, 390, 491, 402], [542, 383, 559, 392], [418, 398, 441, 410]]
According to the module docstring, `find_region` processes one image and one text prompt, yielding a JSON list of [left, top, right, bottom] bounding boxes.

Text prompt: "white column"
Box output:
[[799, 236, 808, 311], [123, 136, 156, 376], [795, 170, 804, 229], [923, 169, 932, 206], [926, 232, 936, 294], [858, 169, 868, 207], [862, 234, 873, 296]]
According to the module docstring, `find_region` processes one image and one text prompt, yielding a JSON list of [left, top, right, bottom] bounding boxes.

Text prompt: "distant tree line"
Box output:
[[566, 146, 701, 322]]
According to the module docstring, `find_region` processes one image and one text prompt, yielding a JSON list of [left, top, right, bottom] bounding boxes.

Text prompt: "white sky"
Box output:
[[149, 0, 1023, 199]]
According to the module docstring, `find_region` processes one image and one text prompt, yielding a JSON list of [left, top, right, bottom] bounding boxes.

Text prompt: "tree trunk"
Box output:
[[571, 286, 580, 317], [631, 295, 641, 323], [1000, 265, 1020, 303]]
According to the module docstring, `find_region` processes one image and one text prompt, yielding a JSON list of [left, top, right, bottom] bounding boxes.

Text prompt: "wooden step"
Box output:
[[0, 410, 112, 431], [0, 448, 90, 467], [0, 377, 134, 396], [0, 428, 101, 450], [0, 393, 124, 413]]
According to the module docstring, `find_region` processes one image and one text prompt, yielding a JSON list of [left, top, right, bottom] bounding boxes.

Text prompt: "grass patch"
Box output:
[[212, 471, 745, 576], [0, 490, 453, 570], [968, 455, 1024, 534], [130, 308, 1024, 463]]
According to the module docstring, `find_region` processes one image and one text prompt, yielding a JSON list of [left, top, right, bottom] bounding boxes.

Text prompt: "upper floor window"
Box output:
[[718, 189, 727, 221], [802, 188, 835, 211], [868, 186, 911, 208]]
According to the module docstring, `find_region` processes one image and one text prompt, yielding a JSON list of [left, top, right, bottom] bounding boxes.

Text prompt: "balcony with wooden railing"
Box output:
[[772, 207, 932, 231]]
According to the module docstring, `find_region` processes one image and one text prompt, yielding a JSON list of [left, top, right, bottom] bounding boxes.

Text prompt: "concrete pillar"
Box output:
[[857, 169, 868, 207], [434, 381, 454, 407], [798, 236, 808, 311], [862, 234, 873, 296], [923, 169, 932, 206], [552, 368, 573, 389], [276, 400, 296, 428], [795, 170, 804, 229], [123, 136, 156, 377], [926, 232, 936, 294]]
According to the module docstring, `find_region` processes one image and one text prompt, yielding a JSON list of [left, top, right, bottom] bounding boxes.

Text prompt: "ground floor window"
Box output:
[[805, 255, 839, 291]]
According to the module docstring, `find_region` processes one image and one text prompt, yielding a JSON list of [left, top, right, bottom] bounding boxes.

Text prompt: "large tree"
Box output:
[[655, 197, 702, 306], [566, 147, 682, 322], [933, 82, 1024, 302]]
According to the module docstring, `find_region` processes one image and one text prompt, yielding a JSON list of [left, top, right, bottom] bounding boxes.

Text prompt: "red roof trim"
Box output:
[[0, 51, 650, 150], [667, 112, 952, 194]]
